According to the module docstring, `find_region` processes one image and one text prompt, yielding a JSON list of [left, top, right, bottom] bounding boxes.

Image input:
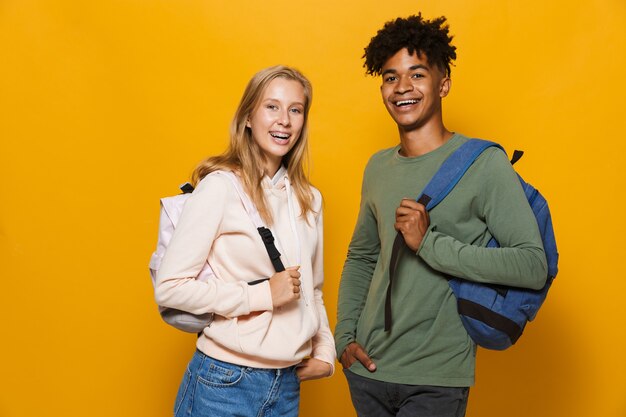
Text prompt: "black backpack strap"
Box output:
[[257, 227, 286, 272], [385, 194, 432, 332], [214, 171, 287, 280], [385, 232, 404, 332], [510, 150, 524, 165], [179, 182, 195, 194], [457, 299, 522, 344]]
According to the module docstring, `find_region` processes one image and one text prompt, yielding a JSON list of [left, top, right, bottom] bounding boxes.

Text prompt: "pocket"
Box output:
[[455, 387, 471, 417], [236, 311, 272, 353], [197, 360, 245, 388], [203, 312, 274, 356], [174, 368, 192, 417]]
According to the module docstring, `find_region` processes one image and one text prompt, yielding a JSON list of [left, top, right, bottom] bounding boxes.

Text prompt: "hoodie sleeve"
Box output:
[[154, 173, 273, 317]]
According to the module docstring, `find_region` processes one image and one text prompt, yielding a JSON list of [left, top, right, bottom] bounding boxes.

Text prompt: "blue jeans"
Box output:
[[344, 369, 469, 417], [174, 350, 300, 417]]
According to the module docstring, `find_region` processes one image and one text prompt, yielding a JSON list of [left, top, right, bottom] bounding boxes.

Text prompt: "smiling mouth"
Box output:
[[270, 132, 290, 139], [394, 99, 419, 107], [270, 132, 291, 143]]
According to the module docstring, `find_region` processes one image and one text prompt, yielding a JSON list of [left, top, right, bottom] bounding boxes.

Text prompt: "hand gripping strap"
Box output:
[[384, 139, 503, 332], [385, 194, 432, 332]]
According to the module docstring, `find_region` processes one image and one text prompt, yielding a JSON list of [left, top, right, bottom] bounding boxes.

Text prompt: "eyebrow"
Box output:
[[263, 98, 305, 107], [382, 64, 429, 76]]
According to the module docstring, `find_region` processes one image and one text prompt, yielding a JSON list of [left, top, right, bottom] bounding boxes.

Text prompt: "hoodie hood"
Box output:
[[264, 165, 288, 191]]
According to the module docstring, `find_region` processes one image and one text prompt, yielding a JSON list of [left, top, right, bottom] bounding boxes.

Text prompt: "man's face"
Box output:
[[380, 48, 450, 132]]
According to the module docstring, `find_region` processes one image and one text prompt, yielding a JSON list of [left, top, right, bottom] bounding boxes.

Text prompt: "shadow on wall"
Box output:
[[468, 304, 581, 417]]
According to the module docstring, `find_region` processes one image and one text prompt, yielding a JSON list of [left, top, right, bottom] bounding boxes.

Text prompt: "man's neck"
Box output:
[[398, 124, 454, 158]]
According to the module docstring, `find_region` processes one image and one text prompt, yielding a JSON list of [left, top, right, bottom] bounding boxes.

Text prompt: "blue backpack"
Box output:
[[387, 139, 558, 350]]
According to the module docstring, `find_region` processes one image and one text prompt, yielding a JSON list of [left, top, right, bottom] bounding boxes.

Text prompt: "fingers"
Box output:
[[341, 342, 376, 372], [269, 268, 303, 307], [400, 198, 424, 210], [286, 266, 301, 294], [353, 345, 376, 372], [395, 198, 429, 230], [340, 343, 356, 368], [291, 278, 301, 294], [394, 210, 430, 251], [340, 353, 351, 369], [288, 276, 301, 298], [288, 268, 301, 294], [286, 267, 301, 280], [394, 214, 428, 232], [396, 198, 427, 216]]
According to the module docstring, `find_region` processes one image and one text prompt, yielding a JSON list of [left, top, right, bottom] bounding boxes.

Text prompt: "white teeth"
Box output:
[[271, 132, 289, 139], [395, 99, 418, 106]]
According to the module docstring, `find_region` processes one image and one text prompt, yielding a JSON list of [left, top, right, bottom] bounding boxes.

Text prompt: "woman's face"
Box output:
[[246, 78, 306, 175]]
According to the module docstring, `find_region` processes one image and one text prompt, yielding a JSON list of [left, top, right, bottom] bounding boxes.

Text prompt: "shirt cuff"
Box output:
[[312, 344, 337, 377], [416, 224, 437, 257]]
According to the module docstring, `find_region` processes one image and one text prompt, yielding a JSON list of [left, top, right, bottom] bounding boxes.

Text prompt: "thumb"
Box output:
[[286, 265, 300, 271]]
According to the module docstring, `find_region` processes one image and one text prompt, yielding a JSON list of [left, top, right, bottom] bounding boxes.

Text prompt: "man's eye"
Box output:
[[411, 73, 424, 79], [384, 76, 397, 82]]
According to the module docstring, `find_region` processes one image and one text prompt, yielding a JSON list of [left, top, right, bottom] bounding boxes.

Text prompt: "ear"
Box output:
[[245, 119, 251, 128], [439, 77, 451, 98]]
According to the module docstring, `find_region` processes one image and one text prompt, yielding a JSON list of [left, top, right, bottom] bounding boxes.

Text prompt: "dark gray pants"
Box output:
[[344, 369, 470, 417]]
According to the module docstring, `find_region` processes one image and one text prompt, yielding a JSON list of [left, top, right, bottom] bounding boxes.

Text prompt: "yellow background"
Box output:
[[1, 1, 625, 416]]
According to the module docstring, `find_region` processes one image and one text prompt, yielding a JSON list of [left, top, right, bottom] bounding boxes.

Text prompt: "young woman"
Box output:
[[154, 66, 335, 417]]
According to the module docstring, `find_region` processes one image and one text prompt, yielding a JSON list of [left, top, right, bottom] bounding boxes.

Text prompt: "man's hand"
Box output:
[[340, 342, 376, 372], [394, 198, 430, 252]]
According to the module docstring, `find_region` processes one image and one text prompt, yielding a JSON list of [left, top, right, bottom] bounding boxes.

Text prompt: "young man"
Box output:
[[334, 14, 547, 417]]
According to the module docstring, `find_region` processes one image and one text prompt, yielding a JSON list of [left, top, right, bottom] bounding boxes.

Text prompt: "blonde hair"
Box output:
[[191, 65, 314, 225]]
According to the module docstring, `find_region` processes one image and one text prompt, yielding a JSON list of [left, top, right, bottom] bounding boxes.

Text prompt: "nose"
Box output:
[[277, 109, 291, 127], [395, 75, 414, 94]]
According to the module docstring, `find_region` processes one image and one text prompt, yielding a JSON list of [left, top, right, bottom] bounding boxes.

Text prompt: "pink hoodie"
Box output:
[[155, 167, 335, 371]]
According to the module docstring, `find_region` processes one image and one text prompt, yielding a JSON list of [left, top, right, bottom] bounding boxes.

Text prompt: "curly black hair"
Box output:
[[363, 14, 457, 77]]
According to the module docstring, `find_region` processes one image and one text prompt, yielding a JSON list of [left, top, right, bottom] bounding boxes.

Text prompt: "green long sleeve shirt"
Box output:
[[334, 133, 547, 386]]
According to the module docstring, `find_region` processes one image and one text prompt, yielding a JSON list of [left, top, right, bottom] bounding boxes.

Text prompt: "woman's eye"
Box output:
[[290, 108, 302, 114], [267, 104, 278, 110]]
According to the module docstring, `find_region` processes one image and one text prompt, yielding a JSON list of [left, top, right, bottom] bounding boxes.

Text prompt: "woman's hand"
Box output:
[[269, 266, 301, 308], [296, 358, 332, 382]]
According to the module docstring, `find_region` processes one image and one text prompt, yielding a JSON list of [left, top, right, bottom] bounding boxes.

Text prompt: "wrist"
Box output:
[[328, 361, 334, 376]]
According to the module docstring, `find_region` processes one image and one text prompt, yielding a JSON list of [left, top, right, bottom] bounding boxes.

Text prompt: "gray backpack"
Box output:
[[149, 171, 284, 333]]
